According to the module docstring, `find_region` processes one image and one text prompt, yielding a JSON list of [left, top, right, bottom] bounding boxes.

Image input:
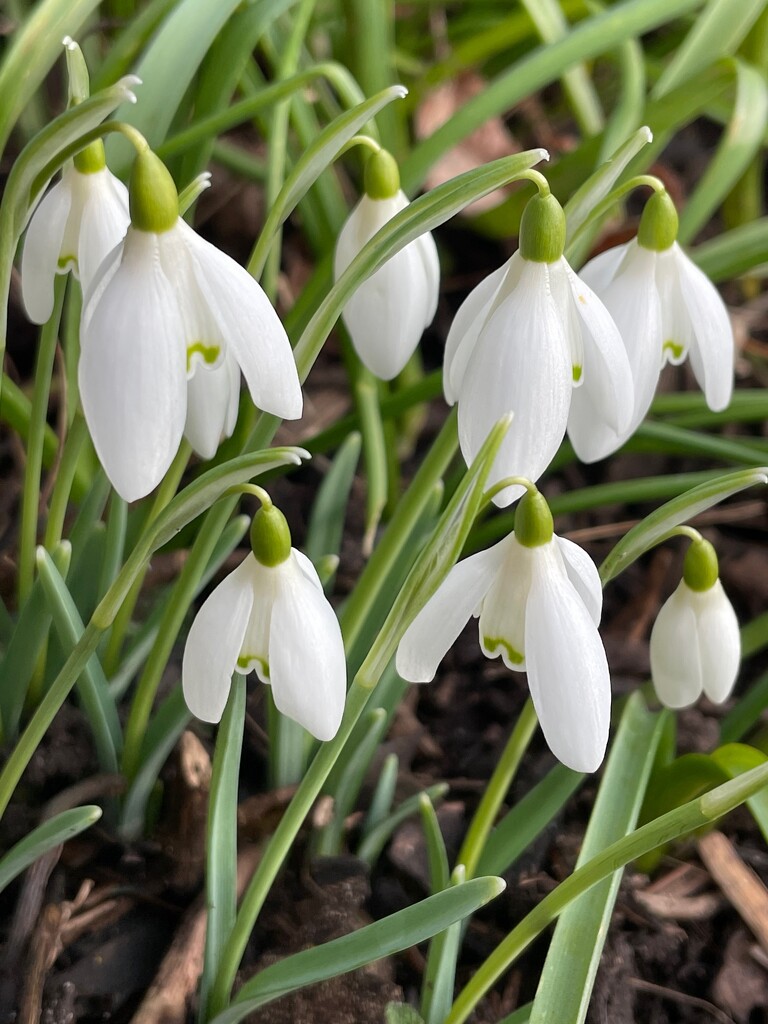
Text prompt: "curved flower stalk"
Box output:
[[396, 485, 611, 772], [334, 147, 440, 380], [79, 149, 302, 501], [183, 492, 347, 741], [650, 533, 740, 709], [21, 142, 130, 324], [579, 189, 734, 459], [444, 185, 633, 506]]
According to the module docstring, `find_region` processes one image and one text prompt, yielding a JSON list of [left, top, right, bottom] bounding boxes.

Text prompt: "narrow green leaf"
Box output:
[[599, 467, 768, 585], [119, 687, 191, 839], [200, 677, 247, 1018], [476, 763, 584, 878], [720, 668, 768, 744], [386, 1005, 425, 1024], [421, 866, 467, 1024], [598, 35, 646, 163], [712, 743, 768, 844], [210, 877, 506, 1024], [419, 794, 451, 896], [678, 59, 768, 243], [358, 784, 449, 866], [652, 0, 768, 98], [304, 431, 361, 569], [693, 216, 768, 280], [0, 806, 102, 895], [363, 753, 399, 838], [529, 694, 667, 1024], [37, 547, 122, 773]]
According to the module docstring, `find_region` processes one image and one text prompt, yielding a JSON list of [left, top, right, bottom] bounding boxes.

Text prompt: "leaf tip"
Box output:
[[640, 125, 653, 144]]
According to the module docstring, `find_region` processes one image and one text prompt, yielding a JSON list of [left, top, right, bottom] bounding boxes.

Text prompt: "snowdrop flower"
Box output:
[[183, 492, 347, 740], [334, 148, 440, 380], [579, 189, 734, 460], [79, 149, 302, 501], [21, 141, 130, 324], [444, 186, 633, 506], [650, 534, 740, 709], [396, 485, 611, 772]]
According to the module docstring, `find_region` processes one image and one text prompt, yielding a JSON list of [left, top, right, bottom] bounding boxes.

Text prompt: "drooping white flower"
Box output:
[[21, 148, 130, 324], [396, 488, 611, 772], [444, 191, 633, 506], [183, 499, 347, 741], [579, 189, 734, 460], [79, 149, 302, 501], [334, 148, 439, 380], [650, 536, 740, 709]]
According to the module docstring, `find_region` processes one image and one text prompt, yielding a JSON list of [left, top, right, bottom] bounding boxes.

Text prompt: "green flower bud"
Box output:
[[129, 149, 179, 234], [74, 139, 107, 175], [637, 190, 678, 252], [364, 149, 400, 200], [519, 192, 566, 263], [250, 504, 292, 567], [682, 536, 719, 592], [515, 488, 554, 548]]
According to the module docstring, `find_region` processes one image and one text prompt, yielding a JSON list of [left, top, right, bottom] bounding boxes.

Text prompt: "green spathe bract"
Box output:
[[250, 505, 292, 567], [637, 189, 679, 251], [683, 535, 720, 592], [364, 148, 400, 200], [514, 489, 554, 547], [129, 148, 179, 233], [519, 192, 566, 263]]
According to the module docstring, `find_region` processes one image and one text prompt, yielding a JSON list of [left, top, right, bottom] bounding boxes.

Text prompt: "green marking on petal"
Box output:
[[58, 254, 77, 270], [572, 364, 583, 383], [484, 636, 524, 664], [663, 339, 684, 360], [187, 341, 221, 372], [237, 653, 270, 679]]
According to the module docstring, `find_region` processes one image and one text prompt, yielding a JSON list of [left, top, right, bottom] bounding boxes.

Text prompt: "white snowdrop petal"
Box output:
[[597, 243, 663, 441], [672, 244, 734, 412], [478, 537, 533, 671], [555, 536, 603, 626], [342, 241, 431, 379], [182, 558, 254, 722], [649, 581, 703, 708], [238, 557, 281, 683], [184, 358, 235, 460], [396, 543, 502, 683], [694, 580, 741, 704], [223, 352, 241, 438], [443, 261, 510, 404], [20, 179, 72, 324], [77, 170, 130, 295], [414, 228, 441, 324], [180, 221, 303, 420], [578, 241, 631, 294], [525, 546, 611, 772], [458, 260, 572, 506], [292, 549, 324, 591], [269, 560, 347, 741], [79, 231, 187, 501], [563, 262, 635, 458], [80, 238, 123, 331], [655, 247, 692, 367]]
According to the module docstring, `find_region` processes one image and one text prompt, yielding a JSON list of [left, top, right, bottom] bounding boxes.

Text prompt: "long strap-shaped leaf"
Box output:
[[0, 806, 102, 895]]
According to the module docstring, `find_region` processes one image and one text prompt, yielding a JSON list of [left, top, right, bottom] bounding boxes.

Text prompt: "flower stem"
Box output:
[[516, 168, 551, 196], [456, 699, 539, 878], [18, 277, 66, 606]]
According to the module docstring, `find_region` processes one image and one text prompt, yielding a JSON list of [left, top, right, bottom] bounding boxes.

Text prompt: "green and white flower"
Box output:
[[334, 148, 439, 380], [183, 500, 346, 741], [396, 488, 611, 772], [79, 150, 302, 501], [580, 190, 734, 460]]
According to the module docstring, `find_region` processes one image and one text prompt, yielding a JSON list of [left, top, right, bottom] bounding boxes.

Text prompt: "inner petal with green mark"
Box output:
[[237, 652, 270, 680], [572, 364, 583, 384], [483, 635, 524, 665], [187, 341, 222, 374], [662, 339, 684, 360], [58, 254, 77, 271]]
